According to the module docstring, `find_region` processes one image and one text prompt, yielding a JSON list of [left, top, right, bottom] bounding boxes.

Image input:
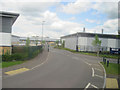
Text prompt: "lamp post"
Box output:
[[42, 21, 45, 45]]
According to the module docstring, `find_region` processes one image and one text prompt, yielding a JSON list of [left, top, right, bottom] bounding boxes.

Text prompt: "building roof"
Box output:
[[61, 32, 120, 39], [0, 11, 19, 25], [12, 35, 20, 38]]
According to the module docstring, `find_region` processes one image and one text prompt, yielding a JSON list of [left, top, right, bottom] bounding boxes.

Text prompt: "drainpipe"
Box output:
[[76, 32, 78, 52]]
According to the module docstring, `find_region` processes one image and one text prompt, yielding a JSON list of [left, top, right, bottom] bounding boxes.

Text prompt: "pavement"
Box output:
[[2, 46, 106, 88], [106, 78, 118, 88]]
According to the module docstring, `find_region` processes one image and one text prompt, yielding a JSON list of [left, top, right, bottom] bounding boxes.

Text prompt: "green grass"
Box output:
[[54, 46, 119, 59], [2, 61, 25, 68], [101, 62, 120, 75]]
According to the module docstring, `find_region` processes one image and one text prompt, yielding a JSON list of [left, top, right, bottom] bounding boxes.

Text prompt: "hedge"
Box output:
[[2, 45, 43, 62]]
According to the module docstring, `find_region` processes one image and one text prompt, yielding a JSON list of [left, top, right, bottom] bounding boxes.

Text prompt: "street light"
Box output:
[[42, 21, 45, 45]]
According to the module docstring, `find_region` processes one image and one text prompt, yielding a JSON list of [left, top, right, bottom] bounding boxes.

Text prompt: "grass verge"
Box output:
[[101, 62, 120, 75], [2, 61, 25, 68], [54, 46, 118, 59]]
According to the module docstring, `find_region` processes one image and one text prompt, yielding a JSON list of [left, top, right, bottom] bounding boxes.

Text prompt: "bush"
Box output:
[[2, 53, 28, 62], [2, 54, 12, 62], [2, 46, 43, 62]]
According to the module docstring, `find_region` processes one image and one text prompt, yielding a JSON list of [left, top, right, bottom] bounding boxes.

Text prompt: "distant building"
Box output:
[[0, 11, 19, 55], [11, 35, 20, 45], [61, 32, 120, 52], [11, 35, 58, 46]]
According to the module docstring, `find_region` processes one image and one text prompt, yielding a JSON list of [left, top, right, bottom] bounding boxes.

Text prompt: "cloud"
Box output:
[[93, 2, 118, 19], [12, 10, 84, 38], [91, 19, 118, 34], [69, 17, 76, 20], [0, 0, 118, 39], [86, 19, 95, 23], [61, 1, 118, 19], [61, 1, 92, 14]]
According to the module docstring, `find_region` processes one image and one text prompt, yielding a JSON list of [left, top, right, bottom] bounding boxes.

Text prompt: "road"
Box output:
[[2, 46, 105, 88]]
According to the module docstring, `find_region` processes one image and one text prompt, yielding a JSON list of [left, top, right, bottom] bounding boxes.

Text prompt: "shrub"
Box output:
[[2, 45, 43, 62], [2, 54, 12, 62], [2, 53, 27, 62]]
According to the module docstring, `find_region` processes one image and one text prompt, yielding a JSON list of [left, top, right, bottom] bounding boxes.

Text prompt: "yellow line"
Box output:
[[5, 68, 29, 75], [106, 78, 118, 88]]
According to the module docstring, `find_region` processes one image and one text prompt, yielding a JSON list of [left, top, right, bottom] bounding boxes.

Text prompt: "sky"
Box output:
[[0, 0, 119, 39]]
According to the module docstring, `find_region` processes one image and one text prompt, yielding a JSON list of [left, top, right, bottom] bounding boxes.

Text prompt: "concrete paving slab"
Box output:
[[106, 78, 118, 88]]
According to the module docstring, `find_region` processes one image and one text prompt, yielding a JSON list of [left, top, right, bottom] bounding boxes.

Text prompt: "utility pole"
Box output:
[[42, 21, 45, 45], [102, 29, 104, 34], [83, 27, 85, 32]]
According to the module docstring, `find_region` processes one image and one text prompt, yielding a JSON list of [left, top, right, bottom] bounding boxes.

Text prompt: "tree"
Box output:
[[42, 40, 45, 44], [26, 37, 30, 47], [55, 40, 59, 46], [92, 35, 101, 56], [62, 40, 65, 48], [35, 39, 38, 46]]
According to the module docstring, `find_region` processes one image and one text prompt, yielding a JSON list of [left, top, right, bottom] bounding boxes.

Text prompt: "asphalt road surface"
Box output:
[[3, 46, 105, 88]]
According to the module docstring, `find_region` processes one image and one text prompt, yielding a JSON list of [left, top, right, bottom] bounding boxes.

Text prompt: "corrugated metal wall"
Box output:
[[62, 36, 120, 52], [65, 36, 76, 50]]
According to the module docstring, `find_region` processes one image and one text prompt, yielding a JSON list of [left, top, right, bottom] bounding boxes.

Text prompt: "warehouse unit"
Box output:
[[61, 32, 120, 52], [0, 11, 19, 55]]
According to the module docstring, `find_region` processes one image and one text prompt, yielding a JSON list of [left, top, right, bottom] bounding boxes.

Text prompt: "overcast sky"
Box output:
[[0, 0, 119, 38]]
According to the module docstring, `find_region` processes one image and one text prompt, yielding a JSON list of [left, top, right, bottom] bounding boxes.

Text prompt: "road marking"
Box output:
[[84, 61, 91, 66], [4, 53, 49, 78], [92, 68, 94, 77], [5, 68, 29, 75], [91, 84, 98, 88], [95, 74, 103, 78], [98, 61, 106, 88], [84, 83, 91, 89], [31, 53, 49, 70], [85, 83, 98, 89], [106, 78, 118, 88], [92, 64, 100, 67], [94, 68, 102, 72]]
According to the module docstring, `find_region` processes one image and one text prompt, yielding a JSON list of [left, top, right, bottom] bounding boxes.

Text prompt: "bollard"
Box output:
[[107, 60, 109, 67], [104, 59, 106, 64], [118, 58, 119, 64]]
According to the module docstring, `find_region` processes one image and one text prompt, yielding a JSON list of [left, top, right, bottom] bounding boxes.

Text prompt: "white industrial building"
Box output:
[[61, 32, 120, 52], [0, 11, 19, 55]]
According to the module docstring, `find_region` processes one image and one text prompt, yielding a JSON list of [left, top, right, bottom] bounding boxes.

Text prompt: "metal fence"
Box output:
[[11, 45, 43, 60], [78, 45, 111, 52]]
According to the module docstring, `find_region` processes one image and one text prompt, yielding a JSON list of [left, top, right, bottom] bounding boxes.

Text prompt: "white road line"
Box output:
[[84, 83, 91, 90], [94, 68, 102, 72], [31, 54, 49, 70], [92, 68, 94, 77], [98, 61, 106, 88], [95, 74, 103, 78], [91, 84, 98, 88], [84, 61, 91, 66], [92, 64, 100, 67]]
